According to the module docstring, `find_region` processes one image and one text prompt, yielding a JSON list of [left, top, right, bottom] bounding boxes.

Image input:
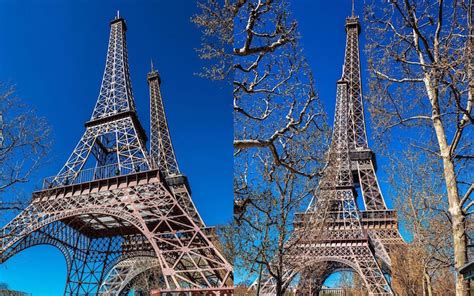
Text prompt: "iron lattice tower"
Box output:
[[259, 10, 403, 296], [0, 14, 232, 295]]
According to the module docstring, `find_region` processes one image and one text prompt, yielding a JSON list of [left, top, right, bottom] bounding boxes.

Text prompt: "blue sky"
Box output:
[[0, 1, 232, 294]]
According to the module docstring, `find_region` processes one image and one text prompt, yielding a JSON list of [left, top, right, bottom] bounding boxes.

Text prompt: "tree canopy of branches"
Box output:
[[365, 1, 473, 294], [193, 0, 329, 293], [0, 85, 50, 215]]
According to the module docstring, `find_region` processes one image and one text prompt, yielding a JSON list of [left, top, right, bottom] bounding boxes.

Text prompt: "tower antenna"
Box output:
[[352, 0, 355, 17], [150, 59, 155, 72], [117, 10, 120, 19]]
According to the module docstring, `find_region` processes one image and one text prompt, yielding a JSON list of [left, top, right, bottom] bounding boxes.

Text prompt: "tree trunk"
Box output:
[[431, 109, 469, 296], [424, 269, 433, 296], [422, 270, 426, 296], [276, 278, 283, 296]]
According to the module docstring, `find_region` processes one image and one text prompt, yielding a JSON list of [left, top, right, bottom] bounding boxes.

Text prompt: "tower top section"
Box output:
[[345, 17, 361, 34], [342, 0, 368, 149], [147, 59, 161, 84], [110, 10, 127, 31], [91, 13, 135, 121], [345, 0, 361, 34]]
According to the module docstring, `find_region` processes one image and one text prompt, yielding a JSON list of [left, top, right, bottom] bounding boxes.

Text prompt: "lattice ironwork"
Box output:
[[148, 66, 204, 226], [343, 14, 388, 212], [92, 16, 136, 121], [258, 11, 403, 296], [0, 13, 232, 295], [344, 17, 367, 150], [100, 257, 162, 295], [148, 63, 179, 176]]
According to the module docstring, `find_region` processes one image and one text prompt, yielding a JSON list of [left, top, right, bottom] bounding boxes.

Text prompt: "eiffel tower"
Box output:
[[259, 5, 403, 296], [0, 13, 232, 295]]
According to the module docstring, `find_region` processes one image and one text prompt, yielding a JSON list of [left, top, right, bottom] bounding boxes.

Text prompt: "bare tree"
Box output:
[[234, 167, 316, 295], [193, 1, 330, 294], [364, 1, 473, 294], [0, 85, 50, 215], [193, 0, 329, 176], [387, 150, 455, 295]]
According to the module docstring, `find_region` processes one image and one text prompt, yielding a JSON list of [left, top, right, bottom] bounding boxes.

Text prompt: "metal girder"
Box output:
[[0, 221, 76, 270], [343, 17, 367, 150]]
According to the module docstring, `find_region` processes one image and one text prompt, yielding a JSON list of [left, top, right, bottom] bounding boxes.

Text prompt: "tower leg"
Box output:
[[352, 245, 393, 296], [64, 236, 118, 296], [296, 265, 327, 296], [99, 257, 161, 295], [122, 267, 163, 295]]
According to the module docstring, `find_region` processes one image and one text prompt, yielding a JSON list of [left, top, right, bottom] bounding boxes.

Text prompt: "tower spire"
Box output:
[[342, 7, 389, 211], [147, 62, 179, 175], [92, 14, 134, 120], [343, 6, 365, 149], [351, 0, 355, 17]]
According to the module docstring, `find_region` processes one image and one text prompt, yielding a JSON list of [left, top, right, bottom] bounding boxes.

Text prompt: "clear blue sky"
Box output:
[[0, 1, 232, 294]]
